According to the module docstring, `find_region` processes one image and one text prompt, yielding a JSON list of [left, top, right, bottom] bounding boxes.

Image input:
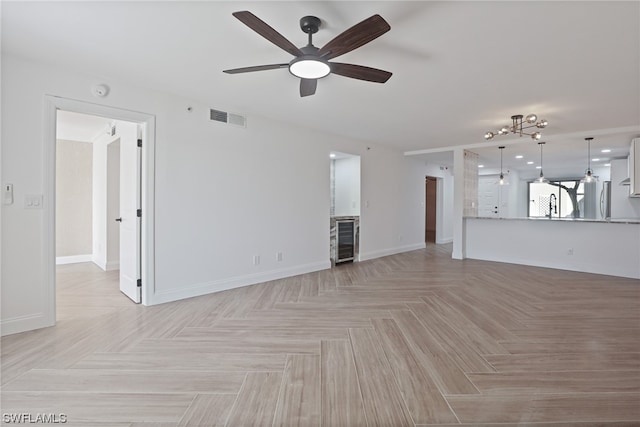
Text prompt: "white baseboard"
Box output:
[[1, 313, 53, 337], [147, 260, 331, 306], [466, 253, 640, 280], [105, 260, 120, 271], [436, 237, 453, 244], [359, 243, 426, 262], [56, 254, 93, 265]]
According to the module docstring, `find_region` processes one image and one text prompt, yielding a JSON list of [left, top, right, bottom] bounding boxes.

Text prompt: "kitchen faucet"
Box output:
[[548, 193, 557, 218]]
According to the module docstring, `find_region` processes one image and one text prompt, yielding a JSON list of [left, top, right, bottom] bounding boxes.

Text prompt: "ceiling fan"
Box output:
[[223, 11, 392, 97]]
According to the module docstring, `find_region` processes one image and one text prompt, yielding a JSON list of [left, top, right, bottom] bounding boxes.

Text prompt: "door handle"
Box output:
[[115, 217, 122, 222]]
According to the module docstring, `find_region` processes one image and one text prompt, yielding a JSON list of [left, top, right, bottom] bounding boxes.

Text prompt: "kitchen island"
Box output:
[[465, 216, 640, 279]]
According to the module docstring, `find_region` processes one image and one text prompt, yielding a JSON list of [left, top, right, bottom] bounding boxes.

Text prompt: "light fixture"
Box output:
[[498, 146, 509, 185], [515, 155, 523, 159], [288, 20, 331, 80], [289, 55, 331, 79], [485, 114, 548, 140], [601, 149, 611, 153], [535, 141, 549, 183], [581, 137, 597, 183], [329, 153, 336, 158]]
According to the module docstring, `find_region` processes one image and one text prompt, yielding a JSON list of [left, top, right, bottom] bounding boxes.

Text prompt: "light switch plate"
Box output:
[[24, 194, 43, 209]]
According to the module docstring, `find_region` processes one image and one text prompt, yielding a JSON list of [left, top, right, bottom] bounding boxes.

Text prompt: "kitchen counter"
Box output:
[[464, 217, 640, 279], [468, 216, 640, 225]]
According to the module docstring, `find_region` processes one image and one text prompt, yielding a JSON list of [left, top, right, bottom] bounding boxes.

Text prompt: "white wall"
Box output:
[[466, 217, 640, 279], [55, 139, 92, 259], [0, 55, 426, 335], [334, 156, 360, 217], [358, 147, 426, 261]]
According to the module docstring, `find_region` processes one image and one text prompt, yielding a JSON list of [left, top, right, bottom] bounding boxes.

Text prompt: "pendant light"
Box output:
[[498, 146, 509, 185], [535, 141, 549, 183], [581, 137, 596, 183]]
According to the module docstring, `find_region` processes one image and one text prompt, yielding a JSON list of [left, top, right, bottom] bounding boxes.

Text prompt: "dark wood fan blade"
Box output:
[[223, 64, 288, 74], [317, 14, 390, 60], [232, 11, 303, 57], [330, 63, 392, 83], [300, 79, 317, 97]]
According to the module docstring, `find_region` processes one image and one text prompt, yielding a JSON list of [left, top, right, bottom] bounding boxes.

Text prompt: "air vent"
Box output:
[[210, 108, 246, 128], [210, 109, 228, 123]]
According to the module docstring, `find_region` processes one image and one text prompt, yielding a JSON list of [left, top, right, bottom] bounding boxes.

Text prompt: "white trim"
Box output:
[[43, 95, 156, 326], [436, 237, 453, 244], [466, 254, 640, 280], [147, 261, 330, 306], [359, 243, 426, 262], [0, 313, 48, 337], [56, 254, 92, 265]]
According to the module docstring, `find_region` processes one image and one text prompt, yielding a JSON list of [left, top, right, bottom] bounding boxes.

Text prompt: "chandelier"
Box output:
[[484, 114, 548, 140]]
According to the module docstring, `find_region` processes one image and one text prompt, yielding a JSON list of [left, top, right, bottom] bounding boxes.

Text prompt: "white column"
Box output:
[[452, 147, 465, 259]]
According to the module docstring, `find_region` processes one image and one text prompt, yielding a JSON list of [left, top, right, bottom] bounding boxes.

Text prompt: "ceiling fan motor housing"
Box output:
[[300, 16, 321, 34]]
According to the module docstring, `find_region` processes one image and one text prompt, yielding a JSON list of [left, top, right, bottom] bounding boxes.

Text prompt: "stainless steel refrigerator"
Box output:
[[600, 181, 611, 219]]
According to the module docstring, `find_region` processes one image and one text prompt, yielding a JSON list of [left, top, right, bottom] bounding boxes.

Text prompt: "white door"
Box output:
[[479, 177, 499, 218], [118, 122, 141, 303]]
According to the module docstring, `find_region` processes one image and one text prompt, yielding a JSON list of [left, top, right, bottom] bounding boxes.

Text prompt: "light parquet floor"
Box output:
[[2, 244, 640, 426]]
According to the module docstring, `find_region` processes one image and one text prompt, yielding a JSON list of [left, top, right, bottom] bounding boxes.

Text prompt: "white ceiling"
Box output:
[[4, 1, 639, 169]]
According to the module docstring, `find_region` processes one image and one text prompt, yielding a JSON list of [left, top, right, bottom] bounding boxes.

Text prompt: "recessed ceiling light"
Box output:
[[329, 153, 336, 158], [592, 158, 600, 162], [527, 161, 534, 165], [601, 149, 611, 153], [536, 166, 542, 169], [478, 165, 484, 168], [604, 163, 611, 166], [515, 155, 523, 159]]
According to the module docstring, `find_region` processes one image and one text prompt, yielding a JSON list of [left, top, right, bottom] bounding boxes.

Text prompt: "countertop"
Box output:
[[466, 216, 640, 225]]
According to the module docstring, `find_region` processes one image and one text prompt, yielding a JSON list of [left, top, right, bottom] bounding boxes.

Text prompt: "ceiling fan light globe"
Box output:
[[526, 114, 538, 123], [500, 126, 510, 134], [289, 56, 330, 79], [485, 132, 495, 140], [531, 132, 542, 140], [536, 119, 548, 128]]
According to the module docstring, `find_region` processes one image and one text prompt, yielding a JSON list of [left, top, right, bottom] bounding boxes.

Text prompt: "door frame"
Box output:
[[425, 176, 438, 243], [43, 96, 155, 324]]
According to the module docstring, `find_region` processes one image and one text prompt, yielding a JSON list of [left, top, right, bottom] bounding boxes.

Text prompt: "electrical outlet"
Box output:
[[276, 252, 283, 262], [566, 248, 573, 255]]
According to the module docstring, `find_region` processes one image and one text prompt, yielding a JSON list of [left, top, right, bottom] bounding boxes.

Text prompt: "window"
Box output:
[[528, 180, 585, 218]]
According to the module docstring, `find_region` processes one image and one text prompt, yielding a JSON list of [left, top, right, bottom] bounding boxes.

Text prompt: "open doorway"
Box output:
[[56, 111, 141, 312], [425, 176, 437, 244], [43, 96, 155, 327], [329, 151, 361, 265]]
